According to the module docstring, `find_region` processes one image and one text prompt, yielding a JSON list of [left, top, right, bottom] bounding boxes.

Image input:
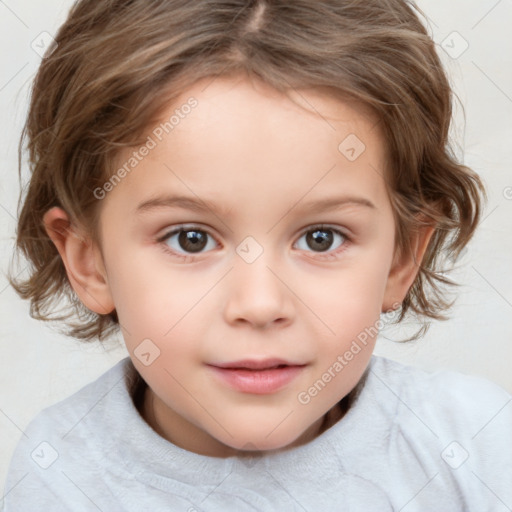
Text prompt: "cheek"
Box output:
[[294, 251, 393, 370], [103, 250, 191, 339], [301, 260, 390, 333]]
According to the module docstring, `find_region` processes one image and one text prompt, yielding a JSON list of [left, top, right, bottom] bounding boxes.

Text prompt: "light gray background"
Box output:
[[1, 0, 511, 496]]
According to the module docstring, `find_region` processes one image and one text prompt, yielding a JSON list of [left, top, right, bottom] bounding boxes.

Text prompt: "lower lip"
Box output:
[[207, 365, 305, 394]]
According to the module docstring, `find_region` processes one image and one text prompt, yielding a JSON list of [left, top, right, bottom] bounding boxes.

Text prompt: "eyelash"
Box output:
[[156, 224, 351, 262]]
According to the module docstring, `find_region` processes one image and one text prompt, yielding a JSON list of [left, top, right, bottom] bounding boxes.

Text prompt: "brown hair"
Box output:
[[9, 0, 485, 342]]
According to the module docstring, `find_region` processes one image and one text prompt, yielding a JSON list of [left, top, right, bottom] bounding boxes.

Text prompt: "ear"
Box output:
[[382, 223, 435, 312], [43, 206, 115, 315]]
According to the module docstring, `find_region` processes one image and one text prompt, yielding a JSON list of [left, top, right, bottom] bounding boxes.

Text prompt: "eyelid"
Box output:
[[156, 224, 220, 262], [293, 224, 353, 251], [293, 224, 351, 256], [157, 223, 217, 240], [157, 223, 350, 242], [296, 223, 351, 239], [157, 223, 352, 260]]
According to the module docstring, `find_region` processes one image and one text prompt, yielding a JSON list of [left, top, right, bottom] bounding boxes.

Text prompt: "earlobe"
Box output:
[[43, 207, 115, 315], [382, 224, 435, 312]]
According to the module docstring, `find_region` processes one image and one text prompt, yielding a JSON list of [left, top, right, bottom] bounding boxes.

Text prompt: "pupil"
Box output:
[[307, 229, 333, 252], [179, 230, 207, 253]]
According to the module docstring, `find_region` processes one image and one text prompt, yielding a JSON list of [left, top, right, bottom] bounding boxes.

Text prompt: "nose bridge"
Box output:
[[224, 243, 293, 327]]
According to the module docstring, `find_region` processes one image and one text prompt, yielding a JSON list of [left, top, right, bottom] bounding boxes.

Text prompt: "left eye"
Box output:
[[294, 227, 346, 253], [162, 228, 217, 254], [159, 225, 347, 257]]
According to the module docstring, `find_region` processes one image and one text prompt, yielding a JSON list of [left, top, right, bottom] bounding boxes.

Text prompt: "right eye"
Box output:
[[293, 225, 350, 260], [158, 226, 218, 256]]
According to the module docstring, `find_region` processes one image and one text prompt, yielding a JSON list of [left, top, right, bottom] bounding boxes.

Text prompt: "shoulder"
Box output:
[[366, 355, 512, 439], [349, 356, 512, 508], [2, 357, 137, 509], [367, 355, 512, 433], [365, 355, 512, 476], [24, 356, 134, 439]]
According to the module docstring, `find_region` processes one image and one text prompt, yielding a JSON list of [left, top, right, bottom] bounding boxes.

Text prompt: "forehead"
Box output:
[[106, 75, 390, 217], [166, 75, 380, 148]]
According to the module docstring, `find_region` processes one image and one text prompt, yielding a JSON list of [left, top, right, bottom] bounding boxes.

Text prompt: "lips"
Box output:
[[210, 358, 303, 370], [206, 358, 307, 394]]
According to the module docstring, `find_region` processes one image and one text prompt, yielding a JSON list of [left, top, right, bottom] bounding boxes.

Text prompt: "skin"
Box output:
[[43, 73, 434, 458]]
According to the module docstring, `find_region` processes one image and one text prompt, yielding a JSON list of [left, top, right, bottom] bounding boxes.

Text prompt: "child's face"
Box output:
[[79, 75, 418, 456]]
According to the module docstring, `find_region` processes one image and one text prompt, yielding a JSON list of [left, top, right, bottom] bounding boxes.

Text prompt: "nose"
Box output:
[[223, 254, 294, 329]]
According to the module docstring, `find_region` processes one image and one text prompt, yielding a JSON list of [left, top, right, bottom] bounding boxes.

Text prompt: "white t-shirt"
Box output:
[[2, 355, 511, 511]]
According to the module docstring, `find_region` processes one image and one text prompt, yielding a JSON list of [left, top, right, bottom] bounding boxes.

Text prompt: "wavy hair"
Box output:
[[10, 0, 485, 342]]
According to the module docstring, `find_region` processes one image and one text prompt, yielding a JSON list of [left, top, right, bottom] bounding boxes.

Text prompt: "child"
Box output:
[[3, 0, 511, 510]]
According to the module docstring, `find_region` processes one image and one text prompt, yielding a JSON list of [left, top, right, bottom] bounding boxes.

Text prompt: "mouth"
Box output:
[[206, 358, 307, 394], [209, 358, 305, 370]]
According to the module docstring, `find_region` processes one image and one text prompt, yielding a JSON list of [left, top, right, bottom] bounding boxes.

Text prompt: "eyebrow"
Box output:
[[135, 194, 376, 216]]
